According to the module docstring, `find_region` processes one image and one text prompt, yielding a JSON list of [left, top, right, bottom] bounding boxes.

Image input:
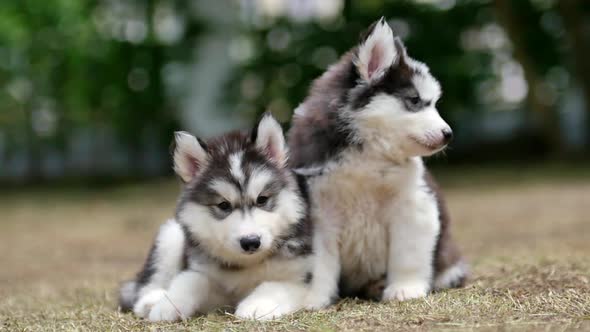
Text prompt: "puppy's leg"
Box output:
[[383, 192, 440, 301], [235, 281, 308, 320], [304, 218, 341, 309], [148, 270, 215, 322], [122, 219, 186, 315]]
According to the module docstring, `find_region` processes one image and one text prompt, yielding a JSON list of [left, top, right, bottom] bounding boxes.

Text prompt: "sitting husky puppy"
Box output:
[[288, 18, 467, 307], [119, 114, 313, 321]]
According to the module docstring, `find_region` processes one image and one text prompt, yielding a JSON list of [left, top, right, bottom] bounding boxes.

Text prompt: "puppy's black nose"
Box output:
[[442, 129, 453, 143], [240, 235, 261, 252]]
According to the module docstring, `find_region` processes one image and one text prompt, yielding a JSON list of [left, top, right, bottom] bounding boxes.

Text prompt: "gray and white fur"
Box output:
[[288, 18, 467, 307], [119, 114, 313, 321]]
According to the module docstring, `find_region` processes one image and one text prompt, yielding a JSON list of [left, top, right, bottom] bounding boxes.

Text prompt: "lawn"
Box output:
[[1, 165, 589, 331]]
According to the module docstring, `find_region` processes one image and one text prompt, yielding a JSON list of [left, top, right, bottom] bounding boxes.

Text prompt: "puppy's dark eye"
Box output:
[[256, 195, 269, 206], [217, 201, 232, 212], [407, 96, 421, 106]]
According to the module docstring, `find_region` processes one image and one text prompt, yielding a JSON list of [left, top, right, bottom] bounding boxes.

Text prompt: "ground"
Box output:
[[1, 164, 589, 331]]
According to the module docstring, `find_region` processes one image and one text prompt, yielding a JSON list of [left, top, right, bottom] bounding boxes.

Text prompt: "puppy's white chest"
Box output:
[[311, 158, 412, 291]]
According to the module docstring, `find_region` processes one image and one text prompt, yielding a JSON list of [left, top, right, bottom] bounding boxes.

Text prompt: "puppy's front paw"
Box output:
[[235, 298, 284, 320], [148, 298, 183, 322], [133, 289, 167, 318], [382, 282, 429, 302], [304, 293, 332, 310]]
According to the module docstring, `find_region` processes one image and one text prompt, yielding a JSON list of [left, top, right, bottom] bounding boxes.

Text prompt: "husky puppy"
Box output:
[[119, 114, 313, 321], [288, 18, 467, 307]]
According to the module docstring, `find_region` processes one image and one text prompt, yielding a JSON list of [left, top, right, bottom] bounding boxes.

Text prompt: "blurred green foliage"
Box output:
[[1, 0, 589, 182], [0, 0, 201, 178]]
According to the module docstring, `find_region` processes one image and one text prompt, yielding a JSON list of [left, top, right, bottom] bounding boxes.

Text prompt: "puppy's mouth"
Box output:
[[410, 136, 447, 153]]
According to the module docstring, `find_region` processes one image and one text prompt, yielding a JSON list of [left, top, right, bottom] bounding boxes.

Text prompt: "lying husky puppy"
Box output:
[[288, 18, 467, 307], [119, 114, 313, 321]]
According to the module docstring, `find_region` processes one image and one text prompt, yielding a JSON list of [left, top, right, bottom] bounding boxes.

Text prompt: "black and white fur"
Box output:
[[119, 114, 313, 321], [288, 18, 467, 308]]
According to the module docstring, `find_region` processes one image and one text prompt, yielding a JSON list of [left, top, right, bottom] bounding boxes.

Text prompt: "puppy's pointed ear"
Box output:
[[173, 131, 208, 183], [355, 17, 398, 82], [393, 36, 408, 61], [252, 113, 288, 167]]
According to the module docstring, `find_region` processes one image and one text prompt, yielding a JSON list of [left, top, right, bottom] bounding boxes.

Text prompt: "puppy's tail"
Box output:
[[434, 260, 469, 290], [118, 280, 138, 312], [118, 219, 186, 312]]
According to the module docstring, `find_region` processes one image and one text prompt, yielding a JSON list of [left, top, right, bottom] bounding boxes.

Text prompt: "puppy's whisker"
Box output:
[[163, 292, 184, 320]]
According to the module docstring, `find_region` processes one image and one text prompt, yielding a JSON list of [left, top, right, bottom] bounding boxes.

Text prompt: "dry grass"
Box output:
[[1, 166, 590, 331]]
